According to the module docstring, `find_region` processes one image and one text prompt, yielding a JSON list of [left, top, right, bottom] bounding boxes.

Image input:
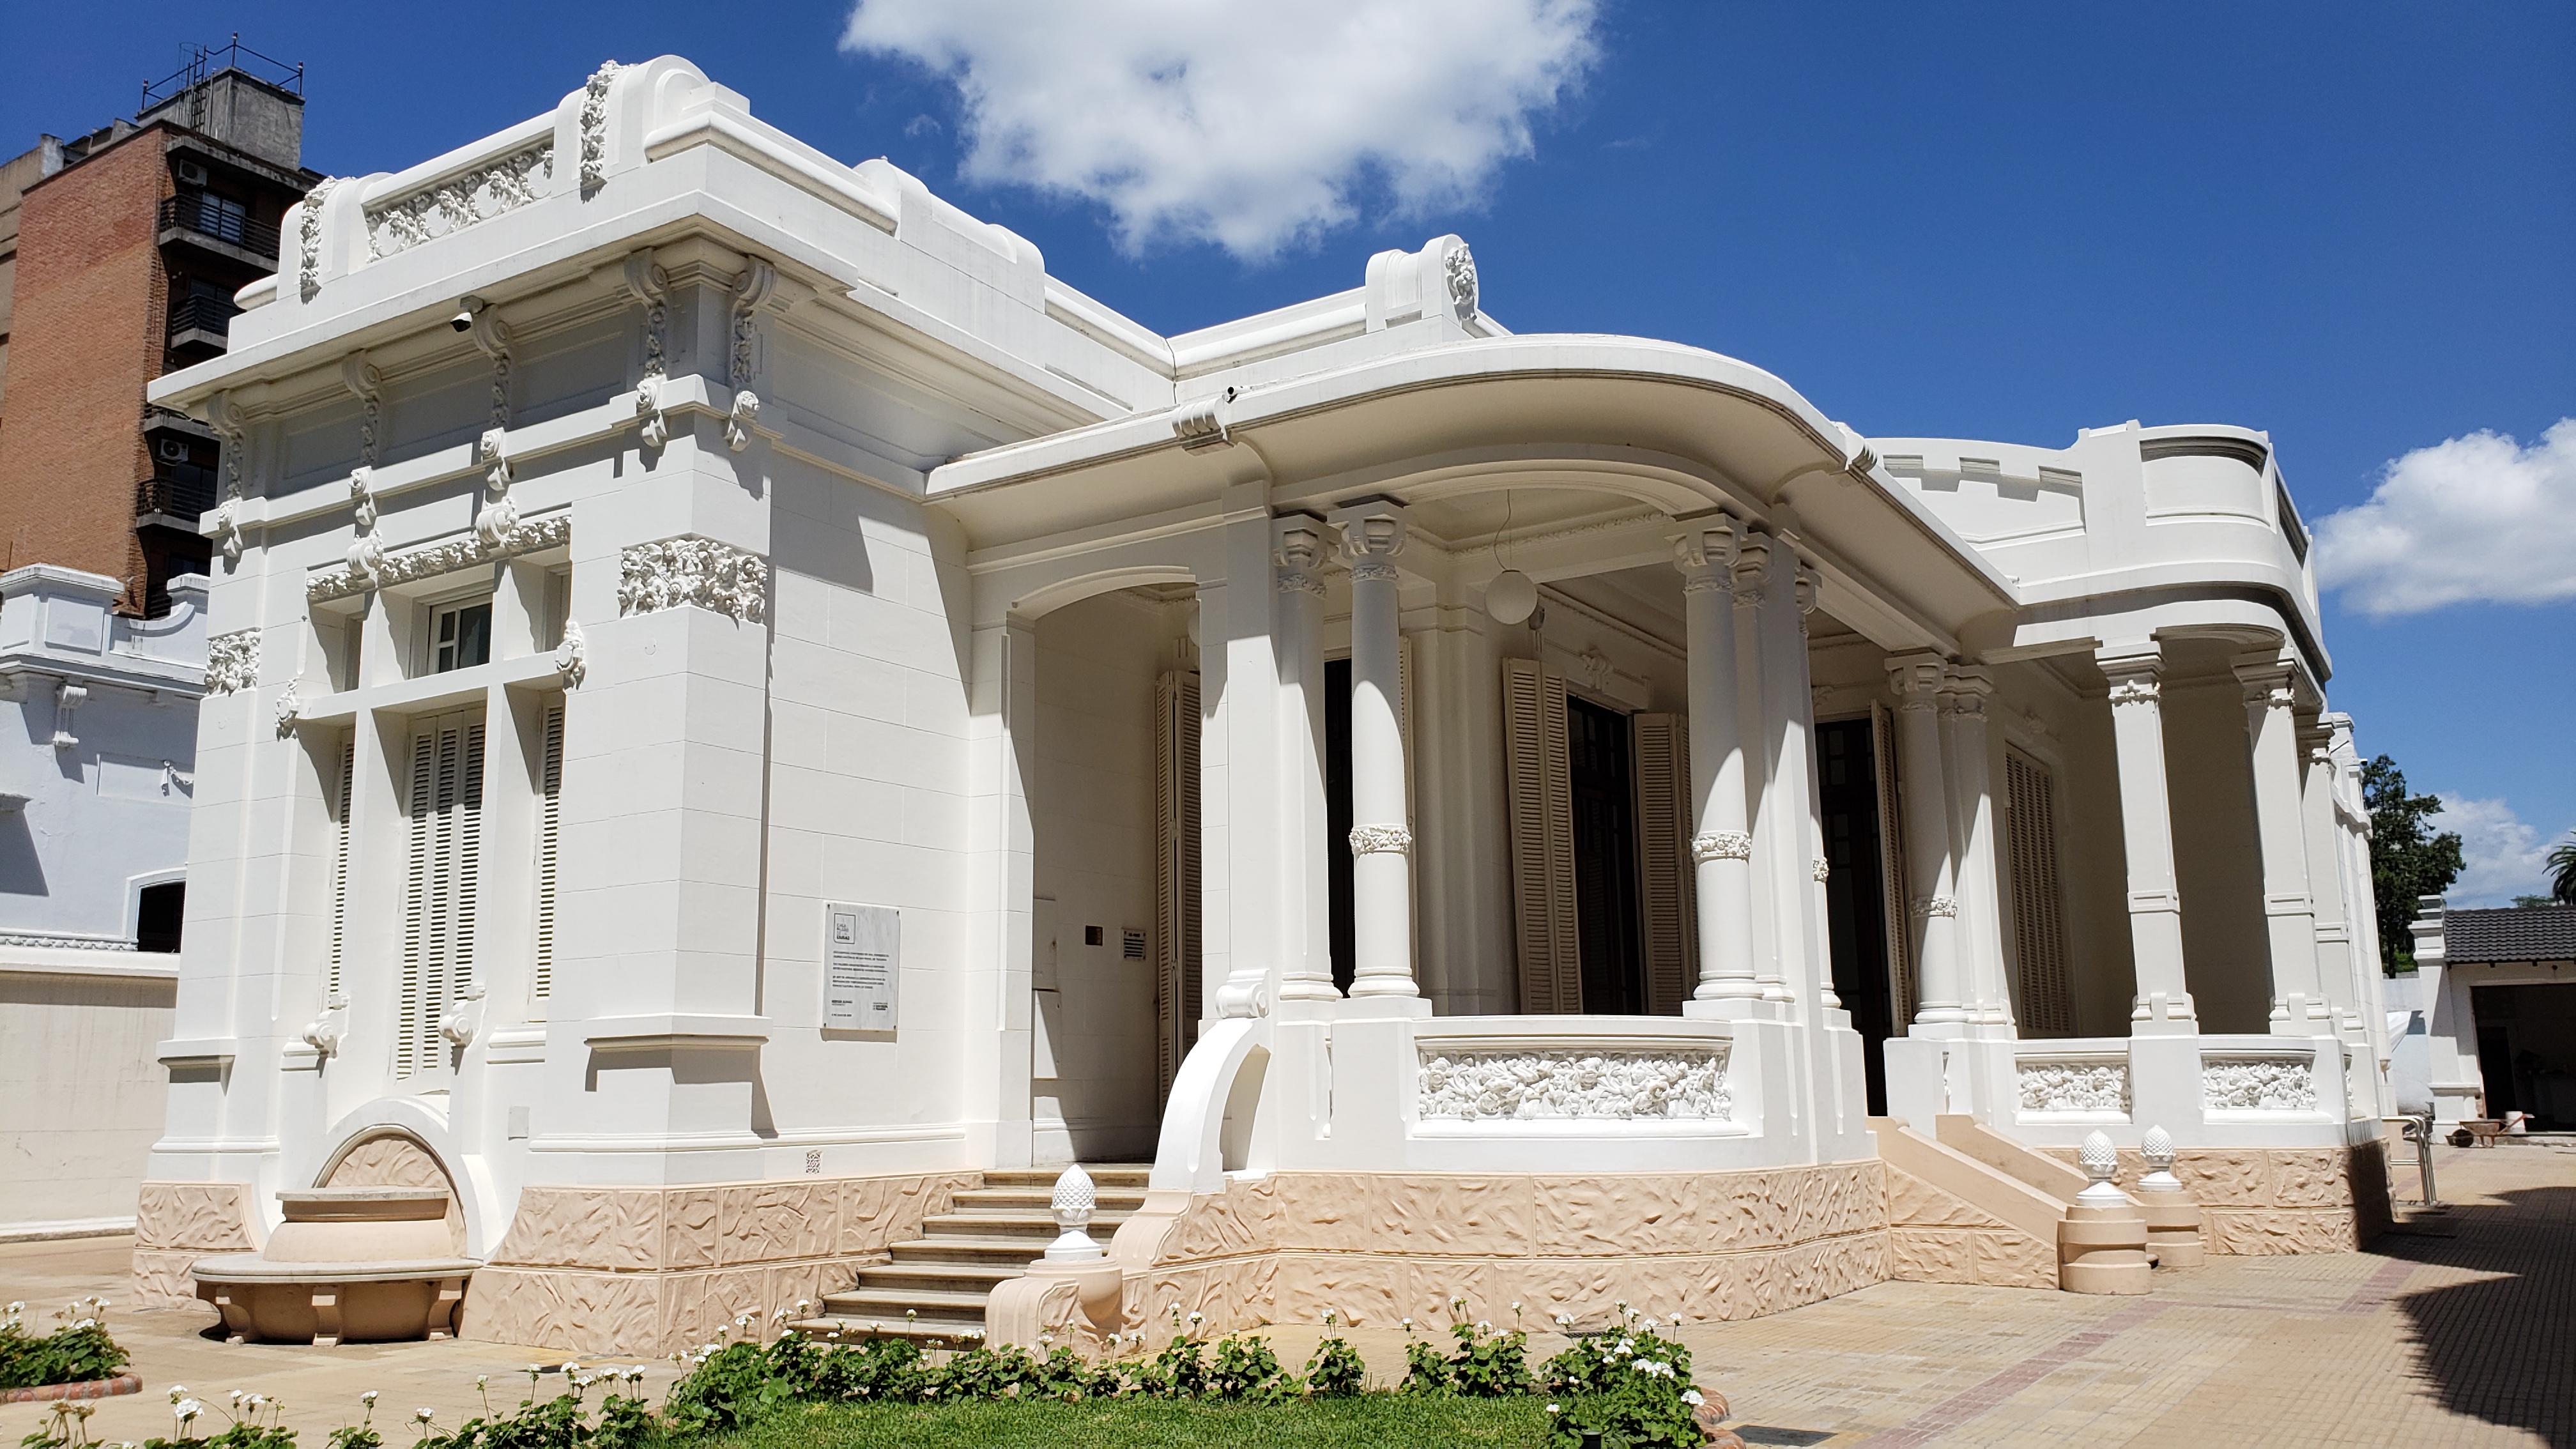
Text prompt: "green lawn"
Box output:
[[716, 1396, 1553, 1448]]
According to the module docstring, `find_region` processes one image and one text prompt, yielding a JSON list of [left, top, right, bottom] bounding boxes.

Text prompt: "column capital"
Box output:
[[1670, 516, 1740, 588], [2232, 653, 2299, 712], [1730, 531, 1773, 608], [1794, 564, 1821, 617], [2097, 646, 2163, 705], [1886, 651, 1948, 709], [1328, 500, 1408, 573], [1275, 517, 1328, 597]]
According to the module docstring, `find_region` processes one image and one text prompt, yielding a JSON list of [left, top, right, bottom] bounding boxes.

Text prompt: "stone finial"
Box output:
[[2140, 1126, 2182, 1192], [2076, 1130, 2129, 1208], [1043, 1164, 1104, 1263]]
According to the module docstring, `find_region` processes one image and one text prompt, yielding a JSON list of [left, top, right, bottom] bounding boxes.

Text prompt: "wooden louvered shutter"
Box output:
[[397, 711, 484, 1078], [1505, 659, 1580, 1013], [532, 702, 565, 1001], [2005, 748, 2074, 1034], [1871, 699, 1915, 1028], [1631, 712, 1695, 1016], [1154, 670, 1202, 1101], [326, 736, 355, 996]]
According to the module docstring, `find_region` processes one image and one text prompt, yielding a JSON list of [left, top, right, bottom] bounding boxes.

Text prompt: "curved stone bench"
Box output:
[[190, 1188, 479, 1346]]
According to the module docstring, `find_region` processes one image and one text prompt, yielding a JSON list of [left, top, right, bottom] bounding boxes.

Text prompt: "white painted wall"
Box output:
[[0, 953, 176, 1234]]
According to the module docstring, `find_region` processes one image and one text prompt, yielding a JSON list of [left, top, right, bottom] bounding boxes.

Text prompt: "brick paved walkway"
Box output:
[[4, 1141, 2566, 1448]]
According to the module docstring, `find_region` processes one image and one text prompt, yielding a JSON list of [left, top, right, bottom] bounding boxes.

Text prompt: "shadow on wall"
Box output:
[[2384, 1183, 2576, 1445], [0, 811, 46, 896]]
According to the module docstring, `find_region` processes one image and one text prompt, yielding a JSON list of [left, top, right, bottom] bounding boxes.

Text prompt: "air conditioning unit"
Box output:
[[175, 160, 208, 187], [158, 438, 191, 463]]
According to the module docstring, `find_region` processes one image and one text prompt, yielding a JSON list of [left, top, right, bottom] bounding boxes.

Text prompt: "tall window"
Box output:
[[531, 702, 564, 1000], [431, 599, 493, 673], [2004, 747, 2075, 1035], [397, 710, 484, 1077], [326, 737, 355, 995]]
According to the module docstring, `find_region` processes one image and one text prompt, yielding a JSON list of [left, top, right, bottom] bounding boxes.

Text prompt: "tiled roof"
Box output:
[[2446, 905, 2576, 963]]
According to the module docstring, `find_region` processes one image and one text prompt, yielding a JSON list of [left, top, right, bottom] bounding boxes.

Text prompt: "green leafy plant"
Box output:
[[2364, 755, 2464, 970], [1303, 1312, 1367, 1399], [1204, 1335, 1294, 1403], [0, 1299, 131, 1390], [1538, 1307, 1702, 1449]]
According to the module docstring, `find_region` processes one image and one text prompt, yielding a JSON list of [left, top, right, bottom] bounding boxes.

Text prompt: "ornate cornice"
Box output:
[[307, 510, 570, 604], [618, 536, 769, 624]]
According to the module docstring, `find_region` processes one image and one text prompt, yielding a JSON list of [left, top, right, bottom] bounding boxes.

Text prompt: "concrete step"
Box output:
[[795, 1164, 1142, 1347]]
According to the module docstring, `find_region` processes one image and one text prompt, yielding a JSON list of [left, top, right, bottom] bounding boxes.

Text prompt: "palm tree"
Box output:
[[2552, 829, 2576, 905]]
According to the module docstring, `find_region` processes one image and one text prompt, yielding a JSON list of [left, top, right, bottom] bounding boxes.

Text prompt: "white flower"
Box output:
[[1683, 1388, 1705, 1406], [561, 1361, 581, 1374], [413, 1408, 436, 1423], [1545, 1402, 1561, 1415], [362, 1392, 378, 1407], [173, 1400, 201, 1422], [167, 1388, 188, 1405]]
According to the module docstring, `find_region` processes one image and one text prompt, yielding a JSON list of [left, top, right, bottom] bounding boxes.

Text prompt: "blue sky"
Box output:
[[10, 3, 2569, 900]]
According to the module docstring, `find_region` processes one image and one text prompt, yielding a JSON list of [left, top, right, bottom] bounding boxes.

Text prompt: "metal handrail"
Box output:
[[2399, 1114, 2440, 1206], [166, 294, 240, 341], [158, 194, 280, 257], [136, 463, 218, 521], [142, 34, 303, 110]]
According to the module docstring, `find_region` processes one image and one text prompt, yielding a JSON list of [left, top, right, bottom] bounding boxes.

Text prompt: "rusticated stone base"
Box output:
[[1104, 1163, 1889, 1347], [459, 1172, 977, 1355], [1884, 1168, 2057, 1291], [130, 1182, 260, 1308], [2037, 1141, 2391, 1255]]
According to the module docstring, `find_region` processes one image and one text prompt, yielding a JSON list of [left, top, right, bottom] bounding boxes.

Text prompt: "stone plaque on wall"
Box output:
[[824, 902, 899, 1032]]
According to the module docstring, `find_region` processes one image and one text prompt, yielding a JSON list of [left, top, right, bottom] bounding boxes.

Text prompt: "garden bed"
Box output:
[[0, 1375, 141, 1406], [718, 1395, 1551, 1448]]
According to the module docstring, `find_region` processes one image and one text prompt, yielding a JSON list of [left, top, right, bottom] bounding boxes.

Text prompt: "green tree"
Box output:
[[2550, 829, 2576, 905], [2363, 755, 2463, 972]]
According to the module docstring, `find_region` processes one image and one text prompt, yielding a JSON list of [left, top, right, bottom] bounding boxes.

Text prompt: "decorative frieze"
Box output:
[[1418, 1047, 1729, 1123], [1910, 894, 1959, 919], [307, 512, 571, 604], [1811, 856, 1831, 883], [2202, 1057, 2318, 1112], [365, 143, 553, 260], [2018, 1060, 2131, 1114], [206, 630, 261, 696], [617, 537, 768, 623], [1691, 831, 1752, 862]]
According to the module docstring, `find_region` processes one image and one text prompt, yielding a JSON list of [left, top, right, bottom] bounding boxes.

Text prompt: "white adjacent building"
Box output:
[[133, 57, 2395, 1352], [0, 565, 203, 1238]]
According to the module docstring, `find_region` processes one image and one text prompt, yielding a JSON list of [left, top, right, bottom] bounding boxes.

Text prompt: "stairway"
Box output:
[[795, 1165, 1150, 1345]]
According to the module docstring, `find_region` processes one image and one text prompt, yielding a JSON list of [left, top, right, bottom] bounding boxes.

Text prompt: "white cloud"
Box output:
[[2312, 418, 2576, 618], [2430, 795, 2564, 907], [841, 0, 1600, 259]]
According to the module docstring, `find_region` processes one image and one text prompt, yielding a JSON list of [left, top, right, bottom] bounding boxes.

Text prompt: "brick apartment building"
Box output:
[[0, 43, 318, 615], [0, 43, 317, 1240]]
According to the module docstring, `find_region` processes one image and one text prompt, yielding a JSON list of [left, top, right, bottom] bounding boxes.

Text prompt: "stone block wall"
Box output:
[[1883, 1166, 2058, 1290], [459, 1171, 979, 1355], [2039, 1141, 2391, 1254], [1106, 1163, 1890, 1347], [130, 1182, 259, 1307]]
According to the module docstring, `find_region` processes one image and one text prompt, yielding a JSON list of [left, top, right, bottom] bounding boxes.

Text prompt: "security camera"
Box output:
[[450, 296, 486, 333]]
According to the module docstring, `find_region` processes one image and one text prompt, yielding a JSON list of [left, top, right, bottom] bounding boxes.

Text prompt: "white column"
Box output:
[[2298, 719, 2365, 1044], [1887, 653, 1965, 1029], [1675, 521, 1759, 1009], [961, 616, 1038, 1163], [1274, 519, 1337, 1004], [2098, 645, 2196, 1034], [2237, 654, 2329, 1033], [1735, 533, 1792, 1006], [1330, 502, 1415, 1001], [1942, 666, 2013, 1031], [1789, 567, 1837, 1013]]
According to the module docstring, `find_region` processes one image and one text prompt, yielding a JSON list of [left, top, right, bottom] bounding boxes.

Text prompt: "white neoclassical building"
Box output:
[[134, 58, 2393, 1354]]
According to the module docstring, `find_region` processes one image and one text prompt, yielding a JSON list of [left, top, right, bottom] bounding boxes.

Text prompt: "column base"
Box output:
[[2057, 1203, 2152, 1294], [2136, 1188, 2207, 1268], [1336, 995, 1431, 1020]]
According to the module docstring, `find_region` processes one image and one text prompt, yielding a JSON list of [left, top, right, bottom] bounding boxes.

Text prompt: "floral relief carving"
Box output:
[[1347, 824, 1412, 856], [365, 144, 552, 260], [2017, 1061, 2131, 1113], [618, 537, 769, 623], [205, 629, 260, 695], [1443, 243, 1478, 322], [298, 178, 337, 302], [2203, 1058, 2319, 1111], [309, 511, 568, 604], [579, 62, 625, 194], [1691, 831, 1752, 862], [1416, 1048, 1730, 1122]]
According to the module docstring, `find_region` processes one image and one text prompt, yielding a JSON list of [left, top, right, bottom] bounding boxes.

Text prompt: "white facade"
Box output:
[[0, 564, 201, 1236], [132, 57, 2393, 1350]]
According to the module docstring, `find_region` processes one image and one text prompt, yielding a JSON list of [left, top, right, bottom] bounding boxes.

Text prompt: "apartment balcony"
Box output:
[[166, 294, 240, 355], [157, 193, 280, 266], [136, 461, 218, 526]]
